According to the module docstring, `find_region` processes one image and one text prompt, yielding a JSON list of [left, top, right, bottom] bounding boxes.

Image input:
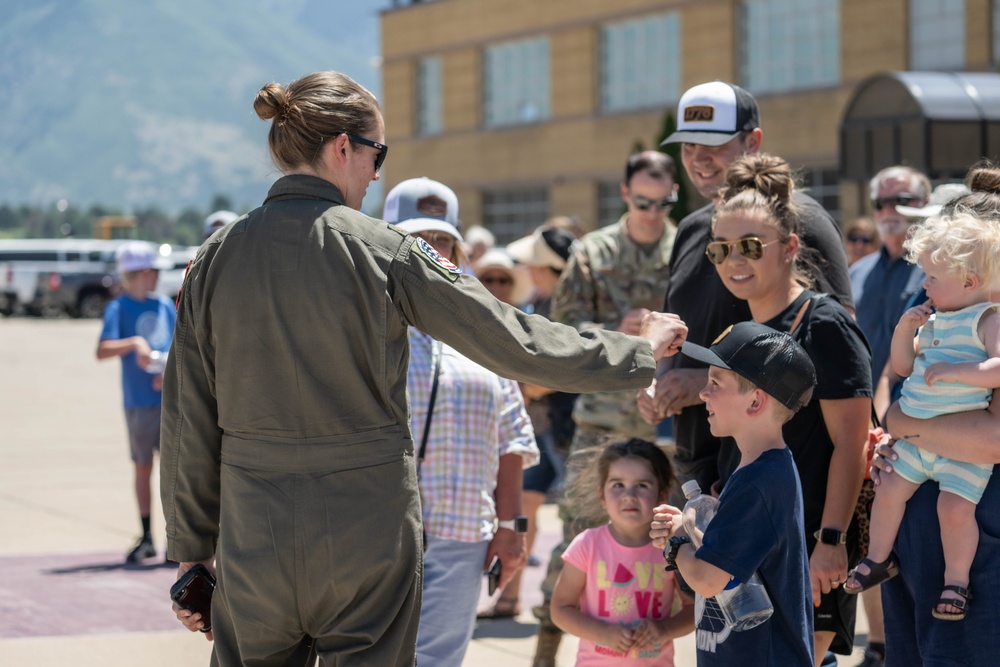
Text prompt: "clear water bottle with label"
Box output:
[[681, 480, 774, 632]]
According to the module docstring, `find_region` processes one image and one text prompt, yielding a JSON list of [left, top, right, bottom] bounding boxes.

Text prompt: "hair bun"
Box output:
[[253, 83, 292, 122], [966, 160, 1000, 195], [719, 153, 794, 205]]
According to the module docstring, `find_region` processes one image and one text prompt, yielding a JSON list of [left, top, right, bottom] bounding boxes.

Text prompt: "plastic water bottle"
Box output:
[[681, 479, 717, 548], [681, 480, 774, 631], [145, 350, 168, 375]]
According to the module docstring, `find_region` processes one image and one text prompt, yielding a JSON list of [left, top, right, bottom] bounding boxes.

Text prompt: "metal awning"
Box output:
[[840, 71, 1000, 181]]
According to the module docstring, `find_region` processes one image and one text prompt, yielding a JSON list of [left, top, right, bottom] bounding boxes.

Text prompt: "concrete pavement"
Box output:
[[0, 318, 868, 665]]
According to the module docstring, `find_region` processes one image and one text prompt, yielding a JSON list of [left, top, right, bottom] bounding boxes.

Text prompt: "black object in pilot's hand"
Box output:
[[169, 564, 217, 632], [486, 556, 502, 596]]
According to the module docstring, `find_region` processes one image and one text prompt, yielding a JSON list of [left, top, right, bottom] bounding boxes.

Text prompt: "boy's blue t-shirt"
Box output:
[[693, 448, 814, 667], [100, 293, 176, 408]]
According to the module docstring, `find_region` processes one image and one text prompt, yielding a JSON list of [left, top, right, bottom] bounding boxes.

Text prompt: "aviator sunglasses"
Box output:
[[345, 133, 388, 173], [871, 194, 920, 211], [630, 193, 678, 211], [705, 237, 780, 265]]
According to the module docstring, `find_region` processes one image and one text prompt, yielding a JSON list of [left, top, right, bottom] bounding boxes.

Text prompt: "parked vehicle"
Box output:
[[156, 244, 199, 302], [0, 239, 130, 317]]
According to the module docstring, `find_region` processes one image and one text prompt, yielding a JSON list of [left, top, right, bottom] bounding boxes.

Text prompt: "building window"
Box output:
[[910, 0, 964, 69], [739, 0, 840, 93], [600, 13, 681, 112], [995, 0, 1000, 63], [416, 56, 443, 135], [481, 188, 549, 243], [800, 166, 841, 223], [597, 182, 625, 228], [483, 37, 550, 128]]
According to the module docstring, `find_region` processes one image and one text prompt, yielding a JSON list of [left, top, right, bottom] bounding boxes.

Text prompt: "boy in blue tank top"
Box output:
[[650, 322, 817, 666], [845, 210, 1000, 622], [97, 242, 175, 563]]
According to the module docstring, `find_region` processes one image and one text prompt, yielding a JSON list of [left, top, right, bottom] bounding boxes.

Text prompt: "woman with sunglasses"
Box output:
[[159, 70, 690, 667], [707, 154, 872, 666], [841, 217, 880, 267]]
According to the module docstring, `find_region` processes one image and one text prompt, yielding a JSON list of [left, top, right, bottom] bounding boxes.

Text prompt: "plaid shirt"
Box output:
[[408, 328, 538, 543]]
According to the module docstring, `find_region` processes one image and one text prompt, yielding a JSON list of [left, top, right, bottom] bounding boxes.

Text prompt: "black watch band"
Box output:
[[813, 527, 847, 545], [497, 516, 528, 534], [663, 535, 690, 571]]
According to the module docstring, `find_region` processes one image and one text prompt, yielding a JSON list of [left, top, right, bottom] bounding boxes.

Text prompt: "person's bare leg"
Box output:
[[936, 492, 978, 615], [135, 462, 153, 516], [860, 586, 885, 650], [814, 631, 835, 667]]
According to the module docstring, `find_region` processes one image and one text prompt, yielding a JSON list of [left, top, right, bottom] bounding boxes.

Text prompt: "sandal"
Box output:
[[931, 584, 971, 621], [477, 596, 521, 620], [844, 555, 899, 594]]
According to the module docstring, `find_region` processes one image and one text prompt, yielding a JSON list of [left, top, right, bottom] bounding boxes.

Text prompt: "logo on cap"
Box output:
[[417, 195, 448, 218], [712, 325, 733, 345], [684, 106, 716, 123]]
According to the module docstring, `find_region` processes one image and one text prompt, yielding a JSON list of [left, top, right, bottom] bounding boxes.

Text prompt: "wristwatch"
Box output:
[[663, 535, 691, 571], [497, 516, 528, 534], [813, 528, 847, 545]]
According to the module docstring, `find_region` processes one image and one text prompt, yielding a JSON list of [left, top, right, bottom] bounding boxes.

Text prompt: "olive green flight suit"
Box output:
[[160, 175, 656, 667]]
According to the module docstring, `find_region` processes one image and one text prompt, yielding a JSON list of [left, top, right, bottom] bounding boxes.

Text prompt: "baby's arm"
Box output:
[[925, 311, 1000, 388], [890, 301, 933, 378], [551, 561, 636, 654]]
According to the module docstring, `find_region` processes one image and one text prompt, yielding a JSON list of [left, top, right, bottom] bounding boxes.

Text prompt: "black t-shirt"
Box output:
[[664, 194, 854, 491], [717, 292, 872, 529]]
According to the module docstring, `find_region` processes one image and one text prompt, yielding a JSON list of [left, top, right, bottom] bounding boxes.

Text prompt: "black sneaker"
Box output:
[[856, 648, 886, 667], [125, 536, 156, 562]]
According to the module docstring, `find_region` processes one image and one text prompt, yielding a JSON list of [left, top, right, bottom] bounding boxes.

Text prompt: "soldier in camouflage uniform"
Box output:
[[531, 151, 679, 667]]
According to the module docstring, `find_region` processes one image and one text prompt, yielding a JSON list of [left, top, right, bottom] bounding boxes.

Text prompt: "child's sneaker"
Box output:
[[125, 535, 156, 562]]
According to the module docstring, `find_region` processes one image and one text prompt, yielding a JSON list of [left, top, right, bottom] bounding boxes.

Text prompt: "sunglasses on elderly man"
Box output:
[[705, 237, 781, 265], [871, 194, 920, 211], [345, 133, 388, 173], [630, 193, 679, 211]]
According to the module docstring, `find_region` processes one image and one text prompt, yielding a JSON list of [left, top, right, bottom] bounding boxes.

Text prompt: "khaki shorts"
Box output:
[[125, 406, 161, 465]]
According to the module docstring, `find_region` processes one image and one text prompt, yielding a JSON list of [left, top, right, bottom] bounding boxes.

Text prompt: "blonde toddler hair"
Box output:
[[905, 208, 1000, 291]]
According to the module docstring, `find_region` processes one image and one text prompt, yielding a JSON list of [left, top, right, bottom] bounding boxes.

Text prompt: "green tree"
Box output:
[[210, 194, 234, 213], [655, 111, 692, 222]]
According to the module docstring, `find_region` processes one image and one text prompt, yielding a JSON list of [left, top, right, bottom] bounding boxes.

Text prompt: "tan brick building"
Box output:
[[380, 0, 998, 240]]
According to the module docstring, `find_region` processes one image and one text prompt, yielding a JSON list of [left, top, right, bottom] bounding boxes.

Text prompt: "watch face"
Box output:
[[816, 528, 844, 545]]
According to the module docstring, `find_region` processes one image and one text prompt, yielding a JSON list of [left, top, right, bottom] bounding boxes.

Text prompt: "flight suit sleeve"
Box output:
[[390, 236, 656, 394], [160, 257, 222, 562]]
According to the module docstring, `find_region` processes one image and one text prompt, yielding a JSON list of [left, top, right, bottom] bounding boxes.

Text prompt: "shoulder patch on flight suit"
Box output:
[[387, 223, 408, 236], [414, 237, 461, 282]]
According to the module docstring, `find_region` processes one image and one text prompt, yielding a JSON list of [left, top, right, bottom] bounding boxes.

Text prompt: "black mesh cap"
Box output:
[[681, 321, 816, 410]]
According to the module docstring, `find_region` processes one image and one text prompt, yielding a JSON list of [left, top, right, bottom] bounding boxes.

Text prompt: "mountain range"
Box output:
[[0, 0, 386, 213]]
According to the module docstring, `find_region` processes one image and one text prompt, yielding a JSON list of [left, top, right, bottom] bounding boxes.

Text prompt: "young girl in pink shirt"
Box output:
[[552, 439, 694, 665]]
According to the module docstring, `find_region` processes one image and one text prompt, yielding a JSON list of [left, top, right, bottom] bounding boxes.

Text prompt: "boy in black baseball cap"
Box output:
[[650, 321, 816, 666]]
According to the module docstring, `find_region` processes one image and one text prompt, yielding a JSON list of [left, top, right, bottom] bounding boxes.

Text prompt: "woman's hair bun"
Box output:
[[254, 83, 291, 122], [719, 153, 794, 205], [966, 160, 1000, 195]]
